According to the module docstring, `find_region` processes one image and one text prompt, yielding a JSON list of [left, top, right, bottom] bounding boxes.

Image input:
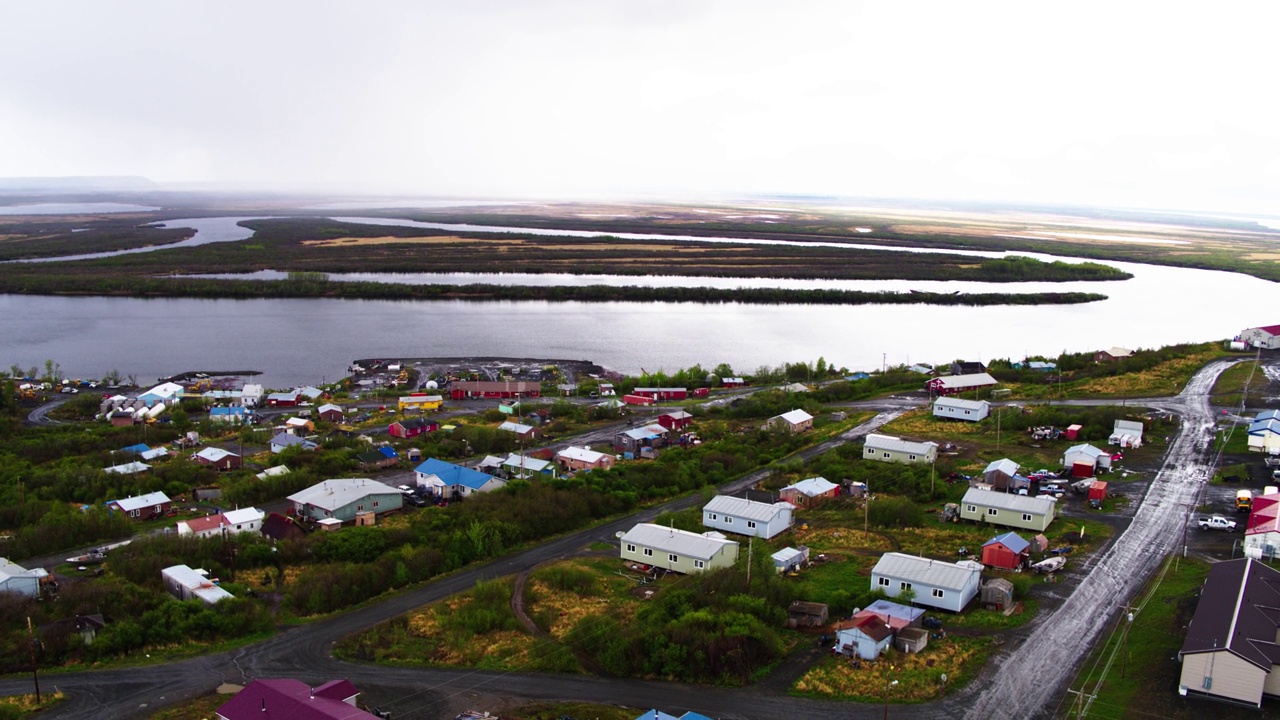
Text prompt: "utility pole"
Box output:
[[1119, 604, 1136, 678], [1065, 687, 1094, 719], [26, 617, 39, 702], [745, 537, 753, 591]]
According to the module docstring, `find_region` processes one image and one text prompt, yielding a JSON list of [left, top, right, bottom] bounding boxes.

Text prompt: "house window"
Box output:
[[373, 500, 380, 508], [987, 508, 998, 516], [964, 410, 971, 415], [1022, 513, 1032, 522], [709, 513, 717, 520], [967, 505, 976, 513], [694, 560, 705, 569], [883, 452, 891, 458], [878, 577, 890, 587], [909, 454, 917, 461], [747, 521, 757, 529], [643, 548, 653, 557], [932, 588, 945, 599], [626, 543, 636, 553], [726, 517, 733, 524], [357, 504, 365, 512], [900, 581, 913, 591], [129, 509, 139, 517], [669, 554, 679, 563]]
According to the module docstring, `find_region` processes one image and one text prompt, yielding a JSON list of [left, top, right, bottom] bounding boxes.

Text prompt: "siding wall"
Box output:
[[1180, 651, 1266, 705], [620, 542, 738, 574], [959, 502, 1054, 532]]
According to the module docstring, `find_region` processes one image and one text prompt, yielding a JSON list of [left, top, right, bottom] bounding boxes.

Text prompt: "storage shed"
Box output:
[[981, 578, 1015, 610], [981, 532, 1031, 570], [1088, 481, 1108, 502], [787, 601, 829, 627], [895, 627, 930, 654]]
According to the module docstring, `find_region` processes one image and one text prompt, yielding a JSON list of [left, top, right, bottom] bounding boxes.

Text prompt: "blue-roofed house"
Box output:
[[414, 458, 506, 499], [1249, 415, 1280, 454], [120, 443, 150, 455], [846, 372, 871, 381], [981, 531, 1031, 570]]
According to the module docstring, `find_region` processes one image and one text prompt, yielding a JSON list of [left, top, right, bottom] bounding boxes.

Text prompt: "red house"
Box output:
[[981, 532, 1031, 570], [633, 387, 688, 401], [925, 373, 998, 397], [622, 394, 655, 406], [448, 381, 541, 400], [192, 447, 242, 471], [389, 417, 438, 439], [108, 491, 172, 520], [657, 410, 693, 431]]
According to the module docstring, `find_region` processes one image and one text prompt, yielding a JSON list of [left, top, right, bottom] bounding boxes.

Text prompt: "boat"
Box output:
[[1031, 556, 1066, 574], [65, 551, 106, 564]]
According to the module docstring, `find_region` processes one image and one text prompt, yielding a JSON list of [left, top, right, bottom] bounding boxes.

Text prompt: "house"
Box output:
[[240, 383, 265, 407], [1178, 558, 1280, 707], [397, 393, 443, 412], [1240, 325, 1280, 350], [498, 420, 539, 441], [766, 409, 814, 433], [721, 377, 747, 388], [104, 461, 151, 475], [0, 558, 47, 597], [414, 458, 506, 498], [772, 547, 808, 573], [192, 447, 241, 471], [1094, 346, 1135, 362], [981, 577, 1015, 610], [614, 424, 669, 455], [107, 491, 171, 520], [870, 552, 983, 612], [555, 445, 615, 472], [855, 599, 925, 631], [657, 410, 694, 431], [448, 380, 541, 399], [981, 532, 1031, 570], [265, 390, 300, 407], [1063, 443, 1112, 476], [1244, 492, 1280, 559], [161, 564, 233, 605], [209, 406, 251, 424], [298, 386, 324, 401], [222, 507, 265, 535], [74, 614, 106, 645], [960, 487, 1057, 532], [1109, 419, 1144, 448], [215, 678, 378, 720], [835, 615, 894, 660], [863, 433, 938, 465], [138, 382, 184, 408], [907, 364, 934, 375], [356, 449, 399, 470], [779, 477, 839, 507], [933, 397, 990, 422], [780, 382, 812, 393], [703, 495, 794, 539], [981, 458, 1028, 492], [632, 387, 688, 401], [176, 514, 228, 539], [620, 523, 739, 574], [389, 417, 438, 439], [925, 373, 998, 396], [284, 417, 315, 434], [316, 403, 345, 422], [950, 361, 987, 375], [787, 600, 829, 627], [501, 453, 556, 479], [270, 432, 317, 454], [287, 478, 402, 523], [260, 512, 305, 542], [1249, 416, 1280, 454]]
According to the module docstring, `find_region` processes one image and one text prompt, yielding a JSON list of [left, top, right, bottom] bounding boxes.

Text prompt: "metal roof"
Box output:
[[864, 433, 937, 455], [704, 495, 790, 523], [223, 507, 264, 525], [984, 458, 1020, 477], [782, 477, 838, 497], [621, 523, 738, 561], [161, 564, 233, 604], [983, 531, 1031, 555], [111, 490, 169, 510], [1064, 443, 1106, 459], [194, 447, 237, 463], [499, 421, 535, 434], [871, 552, 982, 592], [557, 446, 608, 463], [414, 458, 497, 490], [962, 487, 1055, 516], [936, 397, 989, 411], [1180, 558, 1280, 670], [287, 479, 400, 512], [503, 454, 552, 473], [622, 424, 668, 440], [777, 409, 814, 424], [932, 373, 997, 389]]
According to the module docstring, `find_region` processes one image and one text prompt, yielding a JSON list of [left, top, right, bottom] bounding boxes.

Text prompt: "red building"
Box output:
[[925, 373, 998, 397], [657, 410, 693, 431], [389, 417, 438, 439], [981, 532, 1031, 570], [448, 380, 541, 399], [622, 394, 655, 406], [1088, 481, 1108, 502], [632, 387, 688, 401]]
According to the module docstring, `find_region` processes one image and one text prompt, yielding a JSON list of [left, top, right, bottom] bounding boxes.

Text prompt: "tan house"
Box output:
[[619, 523, 739, 574], [1179, 558, 1280, 706], [766, 409, 814, 433]]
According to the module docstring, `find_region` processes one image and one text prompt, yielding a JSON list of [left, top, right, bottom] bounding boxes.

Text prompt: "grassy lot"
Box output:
[[1006, 346, 1228, 400], [1210, 359, 1267, 408], [1065, 556, 1210, 720], [145, 693, 226, 719], [0, 693, 63, 719], [792, 635, 992, 702]]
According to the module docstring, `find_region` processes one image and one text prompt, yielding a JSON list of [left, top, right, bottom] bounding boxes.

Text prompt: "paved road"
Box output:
[[0, 365, 1239, 720]]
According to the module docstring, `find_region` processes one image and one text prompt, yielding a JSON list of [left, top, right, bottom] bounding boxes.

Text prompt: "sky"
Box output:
[[2, 1, 1279, 214]]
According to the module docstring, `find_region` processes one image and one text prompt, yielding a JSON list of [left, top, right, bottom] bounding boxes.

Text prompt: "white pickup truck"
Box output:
[[1198, 515, 1238, 531]]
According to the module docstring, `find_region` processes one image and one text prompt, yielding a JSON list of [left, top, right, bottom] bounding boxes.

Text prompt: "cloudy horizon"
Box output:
[[3, 2, 1278, 215]]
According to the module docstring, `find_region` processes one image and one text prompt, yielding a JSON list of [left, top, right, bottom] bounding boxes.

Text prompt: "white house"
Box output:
[[863, 433, 938, 465], [959, 487, 1057, 532], [1249, 415, 1280, 454], [161, 564, 233, 605], [933, 397, 990, 422], [1239, 324, 1280, 350], [834, 615, 895, 660], [702, 495, 794, 539], [1063, 443, 1112, 476], [222, 507, 265, 534], [772, 546, 808, 573], [0, 558, 47, 597], [620, 523, 739, 574], [1109, 420, 1144, 449], [287, 479, 402, 522], [870, 552, 983, 612], [240, 384, 265, 407]]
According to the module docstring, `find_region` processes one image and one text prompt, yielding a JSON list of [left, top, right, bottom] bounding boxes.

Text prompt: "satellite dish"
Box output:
[[615, 531, 625, 539]]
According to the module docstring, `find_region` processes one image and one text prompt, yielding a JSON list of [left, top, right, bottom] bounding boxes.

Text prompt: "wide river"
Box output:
[[1, 215, 1274, 388]]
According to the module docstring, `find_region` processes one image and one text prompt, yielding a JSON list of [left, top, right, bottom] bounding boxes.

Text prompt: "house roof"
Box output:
[[256, 465, 290, 480], [1064, 443, 1107, 460], [210, 406, 247, 416], [139, 447, 169, 461], [111, 491, 170, 511], [216, 678, 376, 720], [1249, 418, 1280, 436], [1113, 419, 1144, 435], [620, 523, 738, 561], [223, 507, 264, 525], [194, 447, 238, 463], [503, 454, 552, 473], [789, 600, 828, 616], [271, 433, 315, 448], [1246, 494, 1280, 535], [180, 515, 227, 534], [962, 487, 1056, 516], [161, 564, 233, 604], [661, 410, 694, 421], [983, 531, 1031, 555], [932, 373, 997, 389], [776, 409, 814, 424], [287, 479, 400, 512], [556, 446, 609, 464], [1180, 558, 1280, 670], [266, 391, 300, 402], [1251, 324, 1280, 337], [704, 495, 790, 523], [771, 547, 805, 563], [936, 397, 989, 411], [392, 417, 435, 431], [498, 421, 535, 434], [104, 461, 151, 475], [1102, 346, 1134, 358], [864, 433, 937, 455], [622, 424, 668, 440], [1257, 410, 1280, 423], [121, 443, 149, 454], [317, 403, 343, 415], [414, 458, 497, 490], [0, 558, 46, 583], [141, 382, 184, 399], [984, 458, 1020, 477], [782, 477, 838, 497], [862, 599, 925, 627], [871, 552, 983, 592], [780, 382, 811, 392], [285, 417, 312, 428], [835, 614, 893, 642]]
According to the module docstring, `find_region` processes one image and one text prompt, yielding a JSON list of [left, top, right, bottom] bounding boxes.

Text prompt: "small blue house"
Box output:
[[413, 458, 506, 498]]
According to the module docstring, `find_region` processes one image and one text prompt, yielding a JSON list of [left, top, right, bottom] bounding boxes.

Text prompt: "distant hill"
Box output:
[[0, 176, 156, 192]]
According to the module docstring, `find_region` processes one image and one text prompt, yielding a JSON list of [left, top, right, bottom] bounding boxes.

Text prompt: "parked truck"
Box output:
[[1237, 489, 1254, 513], [1199, 515, 1238, 531]]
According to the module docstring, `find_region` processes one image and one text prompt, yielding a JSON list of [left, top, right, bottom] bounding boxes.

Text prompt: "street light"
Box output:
[[883, 678, 899, 720]]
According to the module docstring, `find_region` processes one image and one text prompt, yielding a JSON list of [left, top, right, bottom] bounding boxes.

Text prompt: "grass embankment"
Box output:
[[1006, 346, 1230, 400], [0, 692, 63, 719], [1209, 359, 1268, 409]]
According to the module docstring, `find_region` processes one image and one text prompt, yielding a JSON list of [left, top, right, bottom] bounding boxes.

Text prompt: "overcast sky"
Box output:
[[2, 2, 1278, 214]]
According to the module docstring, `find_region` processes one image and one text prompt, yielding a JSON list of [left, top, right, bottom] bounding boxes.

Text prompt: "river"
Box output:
[[0, 215, 1272, 388]]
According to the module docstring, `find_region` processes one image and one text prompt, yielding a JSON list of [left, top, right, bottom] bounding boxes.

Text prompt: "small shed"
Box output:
[[787, 601, 829, 627], [772, 546, 809, 573], [981, 532, 1031, 570], [1032, 534, 1049, 552], [317, 518, 343, 532], [1065, 424, 1083, 441], [1088, 481, 1108, 502], [981, 578, 1015, 610], [895, 627, 929, 654]]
